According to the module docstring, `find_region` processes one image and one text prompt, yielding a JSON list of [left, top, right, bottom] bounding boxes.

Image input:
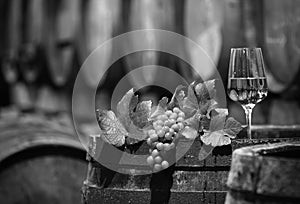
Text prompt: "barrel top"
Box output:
[[0, 112, 85, 162], [227, 141, 300, 198], [234, 141, 300, 158]]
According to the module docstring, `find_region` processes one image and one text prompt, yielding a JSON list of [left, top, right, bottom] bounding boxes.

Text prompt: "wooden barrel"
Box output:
[[184, 0, 224, 81], [5, 0, 21, 55], [75, 0, 121, 88], [124, 0, 177, 88], [44, 0, 80, 89], [18, 0, 51, 88], [262, 0, 300, 93], [226, 141, 300, 204], [1, 0, 21, 85], [0, 112, 87, 204], [82, 126, 300, 204]]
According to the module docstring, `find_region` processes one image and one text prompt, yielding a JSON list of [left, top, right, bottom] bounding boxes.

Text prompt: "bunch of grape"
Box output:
[[146, 107, 186, 172]]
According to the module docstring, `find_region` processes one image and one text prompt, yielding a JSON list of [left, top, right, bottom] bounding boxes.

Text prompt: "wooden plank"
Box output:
[[226, 189, 300, 204], [85, 125, 300, 170], [82, 185, 227, 204]]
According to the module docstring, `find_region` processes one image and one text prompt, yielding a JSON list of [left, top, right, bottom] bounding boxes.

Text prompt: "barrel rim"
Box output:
[[233, 141, 300, 162]]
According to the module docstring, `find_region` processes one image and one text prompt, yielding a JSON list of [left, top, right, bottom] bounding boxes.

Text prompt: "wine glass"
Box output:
[[227, 48, 268, 139]]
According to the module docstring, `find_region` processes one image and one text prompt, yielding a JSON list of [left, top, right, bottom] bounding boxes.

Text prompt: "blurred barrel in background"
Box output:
[[184, 0, 224, 81], [44, 0, 80, 89], [20, 0, 48, 112], [0, 0, 300, 123], [1, 0, 26, 108], [76, 0, 121, 88], [0, 113, 87, 204], [263, 0, 300, 93], [124, 0, 177, 88]]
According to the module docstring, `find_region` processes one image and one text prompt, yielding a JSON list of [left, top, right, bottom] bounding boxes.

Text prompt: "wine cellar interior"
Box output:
[[0, 0, 300, 204]]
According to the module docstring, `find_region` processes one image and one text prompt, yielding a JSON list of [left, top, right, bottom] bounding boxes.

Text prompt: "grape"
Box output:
[[152, 149, 160, 157], [148, 129, 156, 136], [147, 156, 154, 166], [178, 112, 185, 118], [171, 124, 179, 131], [163, 143, 171, 151], [153, 164, 162, 172], [156, 120, 164, 126], [158, 114, 168, 121], [154, 156, 162, 164], [173, 107, 180, 113], [147, 107, 187, 172], [165, 132, 172, 140], [147, 138, 152, 146], [152, 142, 158, 148], [154, 125, 163, 131], [169, 142, 175, 150], [178, 122, 184, 130], [150, 133, 158, 142], [165, 110, 172, 116], [162, 126, 169, 132], [157, 130, 165, 138], [169, 128, 174, 134], [169, 119, 176, 125], [164, 120, 173, 127], [161, 160, 169, 169], [177, 117, 184, 123], [169, 113, 178, 120], [156, 142, 164, 151]]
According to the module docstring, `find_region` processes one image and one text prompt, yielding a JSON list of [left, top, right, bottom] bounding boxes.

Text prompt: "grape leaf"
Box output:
[[223, 117, 242, 138], [201, 111, 229, 146], [213, 108, 229, 116], [117, 88, 137, 129], [198, 143, 214, 161], [96, 110, 127, 147], [201, 130, 231, 147], [97, 89, 152, 146], [208, 111, 227, 132], [182, 81, 218, 119], [150, 97, 168, 120], [181, 111, 202, 140], [169, 85, 186, 109], [183, 110, 202, 129], [180, 81, 219, 139], [126, 122, 149, 144], [127, 100, 152, 144], [199, 99, 218, 118], [182, 83, 198, 117], [194, 79, 216, 102], [130, 100, 152, 128], [200, 116, 211, 131], [181, 126, 198, 140], [200, 110, 241, 146]]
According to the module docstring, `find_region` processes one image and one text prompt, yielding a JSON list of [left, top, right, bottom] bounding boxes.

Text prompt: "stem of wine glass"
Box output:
[[242, 105, 255, 139]]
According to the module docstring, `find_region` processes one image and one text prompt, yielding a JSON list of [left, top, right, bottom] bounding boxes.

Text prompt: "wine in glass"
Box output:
[[227, 48, 268, 139]]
